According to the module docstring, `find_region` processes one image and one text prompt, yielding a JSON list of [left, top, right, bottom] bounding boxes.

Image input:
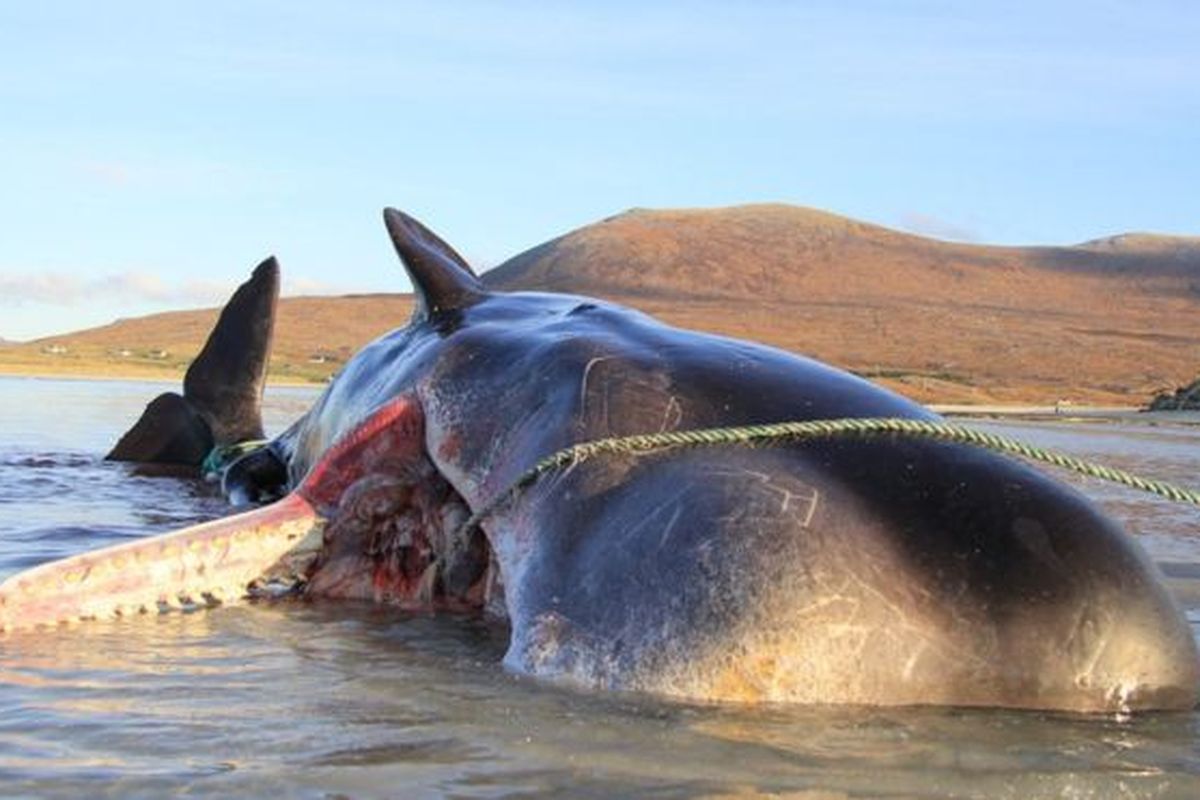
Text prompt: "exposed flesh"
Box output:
[[0, 396, 489, 632]]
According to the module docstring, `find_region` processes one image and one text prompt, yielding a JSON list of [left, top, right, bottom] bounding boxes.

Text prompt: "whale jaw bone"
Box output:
[[0, 493, 324, 632]]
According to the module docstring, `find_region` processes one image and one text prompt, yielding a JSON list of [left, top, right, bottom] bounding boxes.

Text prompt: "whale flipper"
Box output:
[[107, 257, 279, 465], [106, 391, 214, 464], [183, 256, 279, 446]]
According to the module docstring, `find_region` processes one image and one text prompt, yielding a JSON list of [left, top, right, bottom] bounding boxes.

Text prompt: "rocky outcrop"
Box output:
[[1149, 379, 1200, 411]]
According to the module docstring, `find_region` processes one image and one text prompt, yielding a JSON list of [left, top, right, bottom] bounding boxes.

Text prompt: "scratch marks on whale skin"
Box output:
[[700, 466, 821, 532], [655, 503, 685, 552], [659, 395, 683, 433], [661, 560, 991, 705], [577, 355, 618, 436], [578, 356, 614, 411], [634, 474, 1000, 705], [610, 464, 823, 564], [576, 355, 681, 440], [1063, 598, 1110, 684]]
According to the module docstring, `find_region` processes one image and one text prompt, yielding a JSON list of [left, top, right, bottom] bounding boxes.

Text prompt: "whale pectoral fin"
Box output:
[[105, 391, 214, 465], [0, 493, 324, 632], [107, 257, 280, 466], [183, 256, 280, 446]]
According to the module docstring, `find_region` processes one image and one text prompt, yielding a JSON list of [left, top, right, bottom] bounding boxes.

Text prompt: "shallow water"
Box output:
[[1, 376, 1198, 798]]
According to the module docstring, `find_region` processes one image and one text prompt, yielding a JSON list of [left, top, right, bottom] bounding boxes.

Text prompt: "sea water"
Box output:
[[0, 376, 1198, 798]]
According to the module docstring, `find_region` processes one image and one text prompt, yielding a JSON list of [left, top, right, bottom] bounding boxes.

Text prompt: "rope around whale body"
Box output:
[[456, 417, 1200, 537]]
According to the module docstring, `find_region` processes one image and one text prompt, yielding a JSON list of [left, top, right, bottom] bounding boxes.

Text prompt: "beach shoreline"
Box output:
[[930, 404, 1200, 426], [0, 364, 323, 389], [4, 366, 1195, 424]]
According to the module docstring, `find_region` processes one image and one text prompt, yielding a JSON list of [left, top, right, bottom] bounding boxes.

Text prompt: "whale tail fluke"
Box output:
[[107, 257, 280, 465]]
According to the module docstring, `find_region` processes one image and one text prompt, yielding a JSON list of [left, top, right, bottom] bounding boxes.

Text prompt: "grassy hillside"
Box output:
[[3, 204, 1197, 405], [0, 295, 414, 385]]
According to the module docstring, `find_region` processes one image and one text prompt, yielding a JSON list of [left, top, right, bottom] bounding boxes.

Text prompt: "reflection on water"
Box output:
[[5, 606, 1199, 798], [1, 377, 1199, 798]]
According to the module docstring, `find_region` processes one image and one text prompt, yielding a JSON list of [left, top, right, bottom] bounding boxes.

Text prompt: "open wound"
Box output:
[[297, 396, 490, 610]]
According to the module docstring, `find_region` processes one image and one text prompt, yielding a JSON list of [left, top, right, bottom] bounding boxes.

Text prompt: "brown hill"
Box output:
[[3, 203, 1197, 405], [485, 205, 1200, 404]]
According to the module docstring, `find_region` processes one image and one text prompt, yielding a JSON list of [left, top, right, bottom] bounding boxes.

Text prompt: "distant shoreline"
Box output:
[[0, 368, 178, 386], [929, 403, 1136, 417], [930, 404, 1200, 426], [5, 366, 1197, 425], [0, 365, 321, 389]]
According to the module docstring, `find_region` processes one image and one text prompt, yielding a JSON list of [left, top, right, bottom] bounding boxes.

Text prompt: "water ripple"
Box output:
[[1, 380, 1199, 797]]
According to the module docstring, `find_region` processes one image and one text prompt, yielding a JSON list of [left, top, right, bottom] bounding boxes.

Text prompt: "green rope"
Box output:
[[201, 438, 269, 479], [458, 417, 1200, 537]]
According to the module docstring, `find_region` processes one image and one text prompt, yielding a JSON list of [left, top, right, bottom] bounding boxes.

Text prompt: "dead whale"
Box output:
[[1, 209, 1196, 712]]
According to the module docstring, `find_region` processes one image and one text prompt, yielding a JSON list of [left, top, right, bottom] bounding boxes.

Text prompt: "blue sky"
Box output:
[[1, 1, 1197, 340]]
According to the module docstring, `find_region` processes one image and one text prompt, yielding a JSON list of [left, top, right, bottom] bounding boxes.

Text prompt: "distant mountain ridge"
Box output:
[[484, 204, 1200, 299], [1078, 232, 1200, 254], [3, 203, 1197, 405], [477, 204, 1199, 404]]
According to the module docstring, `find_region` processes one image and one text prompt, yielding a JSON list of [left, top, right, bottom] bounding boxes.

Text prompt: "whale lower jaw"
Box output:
[[0, 396, 491, 631], [0, 493, 325, 631]]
